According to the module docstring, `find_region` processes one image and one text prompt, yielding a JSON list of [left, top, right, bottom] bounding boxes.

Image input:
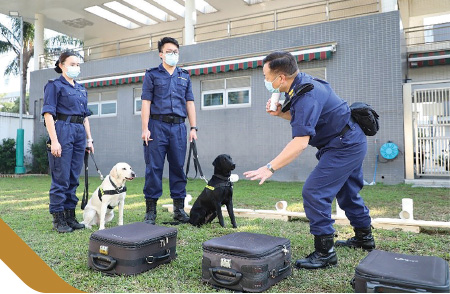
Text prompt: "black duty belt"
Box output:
[[317, 124, 351, 150], [150, 114, 185, 124], [56, 113, 85, 124]]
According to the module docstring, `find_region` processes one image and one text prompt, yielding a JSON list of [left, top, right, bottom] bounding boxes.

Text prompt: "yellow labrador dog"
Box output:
[[81, 163, 136, 230]]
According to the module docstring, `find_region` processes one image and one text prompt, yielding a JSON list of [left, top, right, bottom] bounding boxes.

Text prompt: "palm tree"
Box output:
[[0, 17, 83, 113]]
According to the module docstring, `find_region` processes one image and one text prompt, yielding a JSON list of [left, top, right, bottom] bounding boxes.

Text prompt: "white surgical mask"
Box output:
[[264, 75, 281, 93], [65, 65, 80, 79], [165, 52, 179, 67]]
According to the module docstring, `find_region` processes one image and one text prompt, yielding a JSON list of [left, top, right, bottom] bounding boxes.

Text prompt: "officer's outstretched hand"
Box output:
[[243, 166, 273, 185], [266, 98, 282, 116], [87, 141, 94, 154], [189, 129, 197, 142]]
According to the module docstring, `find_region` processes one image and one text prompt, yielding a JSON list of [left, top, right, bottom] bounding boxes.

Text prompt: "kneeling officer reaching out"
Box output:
[[244, 51, 375, 269]]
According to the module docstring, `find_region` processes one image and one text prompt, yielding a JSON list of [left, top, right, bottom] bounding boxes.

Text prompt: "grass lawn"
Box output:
[[0, 176, 449, 293]]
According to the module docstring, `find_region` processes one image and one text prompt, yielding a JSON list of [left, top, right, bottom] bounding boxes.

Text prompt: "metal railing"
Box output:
[[413, 87, 450, 177], [39, 0, 380, 69], [404, 22, 450, 53]]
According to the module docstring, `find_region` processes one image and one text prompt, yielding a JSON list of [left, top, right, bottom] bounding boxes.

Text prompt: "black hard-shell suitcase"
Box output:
[[352, 250, 450, 293], [202, 232, 291, 292], [88, 222, 177, 275]]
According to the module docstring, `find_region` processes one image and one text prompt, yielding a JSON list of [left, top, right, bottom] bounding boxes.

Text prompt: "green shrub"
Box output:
[[29, 136, 49, 174], [0, 138, 16, 174]]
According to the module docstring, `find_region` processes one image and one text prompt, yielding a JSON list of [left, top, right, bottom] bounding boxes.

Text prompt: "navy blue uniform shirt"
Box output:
[[141, 63, 194, 117], [42, 75, 90, 117], [286, 72, 350, 148]]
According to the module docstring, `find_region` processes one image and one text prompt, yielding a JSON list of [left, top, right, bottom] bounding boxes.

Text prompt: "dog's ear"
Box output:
[[110, 165, 119, 180]]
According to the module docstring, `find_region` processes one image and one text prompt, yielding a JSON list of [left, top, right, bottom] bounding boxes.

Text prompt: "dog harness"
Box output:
[[97, 177, 127, 209], [205, 174, 233, 191]]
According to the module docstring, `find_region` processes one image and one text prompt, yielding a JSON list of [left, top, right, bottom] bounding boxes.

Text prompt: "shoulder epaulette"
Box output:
[[180, 68, 189, 74]]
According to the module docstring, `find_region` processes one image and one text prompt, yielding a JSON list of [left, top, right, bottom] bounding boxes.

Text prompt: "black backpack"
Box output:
[[350, 102, 379, 136]]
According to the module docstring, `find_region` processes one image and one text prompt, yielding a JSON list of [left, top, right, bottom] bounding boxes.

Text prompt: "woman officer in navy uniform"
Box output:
[[42, 51, 94, 233]]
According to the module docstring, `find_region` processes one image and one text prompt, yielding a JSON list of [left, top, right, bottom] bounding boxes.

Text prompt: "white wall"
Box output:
[[0, 112, 35, 156]]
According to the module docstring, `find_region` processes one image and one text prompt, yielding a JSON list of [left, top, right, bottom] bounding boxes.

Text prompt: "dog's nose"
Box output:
[[231, 164, 236, 170], [131, 172, 136, 177]]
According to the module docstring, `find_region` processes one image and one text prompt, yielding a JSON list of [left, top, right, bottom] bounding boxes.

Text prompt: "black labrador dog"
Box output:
[[189, 154, 237, 228]]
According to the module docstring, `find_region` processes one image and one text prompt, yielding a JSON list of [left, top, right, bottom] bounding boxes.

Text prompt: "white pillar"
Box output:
[[34, 14, 44, 71], [381, 0, 397, 12], [184, 0, 196, 45], [403, 83, 414, 180]]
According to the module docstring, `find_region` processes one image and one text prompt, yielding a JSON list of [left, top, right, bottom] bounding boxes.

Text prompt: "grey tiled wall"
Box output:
[[30, 11, 404, 187]]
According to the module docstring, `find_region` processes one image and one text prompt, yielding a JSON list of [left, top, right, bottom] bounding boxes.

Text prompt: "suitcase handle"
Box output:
[[146, 249, 171, 264], [209, 267, 243, 286], [90, 254, 117, 271], [270, 263, 290, 278]]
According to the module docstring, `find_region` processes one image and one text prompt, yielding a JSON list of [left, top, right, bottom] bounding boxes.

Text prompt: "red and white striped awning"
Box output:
[[82, 44, 336, 88], [408, 50, 450, 68]]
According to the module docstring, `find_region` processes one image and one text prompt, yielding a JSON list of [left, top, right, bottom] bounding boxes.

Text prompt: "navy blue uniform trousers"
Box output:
[[143, 119, 187, 200], [47, 119, 86, 213], [303, 120, 371, 236]]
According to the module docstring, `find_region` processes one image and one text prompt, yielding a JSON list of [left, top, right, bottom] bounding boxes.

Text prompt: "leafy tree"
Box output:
[[29, 136, 49, 174], [0, 17, 83, 113]]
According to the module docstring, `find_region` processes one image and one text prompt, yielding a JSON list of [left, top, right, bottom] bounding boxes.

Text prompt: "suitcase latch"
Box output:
[[99, 245, 109, 255], [281, 245, 289, 256], [160, 237, 169, 247], [220, 258, 232, 268]]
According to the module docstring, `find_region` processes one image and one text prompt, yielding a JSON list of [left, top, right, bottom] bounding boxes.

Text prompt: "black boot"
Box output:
[[335, 226, 375, 251], [173, 198, 189, 223], [144, 198, 157, 225], [64, 209, 85, 230], [52, 211, 73, 233], [295, 234, 337, 269]]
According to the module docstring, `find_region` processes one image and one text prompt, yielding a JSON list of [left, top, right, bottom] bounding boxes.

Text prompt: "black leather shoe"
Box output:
[[52, 211, 73, 233], [335, 226, 375, 251], [295, 234, 337, 269], [144, 198, 157, 225], [173, 198, 189, 223], [64, 209, 85, 230]]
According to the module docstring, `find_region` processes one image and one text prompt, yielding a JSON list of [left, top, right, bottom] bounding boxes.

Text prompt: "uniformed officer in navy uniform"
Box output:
[[141, 37, 197, 224], [42, 51, 94, 233], [244, 51, 375, 269]]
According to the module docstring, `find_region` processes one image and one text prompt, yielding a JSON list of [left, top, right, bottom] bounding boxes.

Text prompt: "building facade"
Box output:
[[30, 11, 405, 184]]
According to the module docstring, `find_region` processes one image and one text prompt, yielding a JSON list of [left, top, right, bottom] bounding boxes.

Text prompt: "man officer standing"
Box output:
[[244, 51, 375, 269], [141, 37, 197, 224]]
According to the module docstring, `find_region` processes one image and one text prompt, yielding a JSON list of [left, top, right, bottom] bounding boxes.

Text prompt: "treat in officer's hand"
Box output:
[[269, 92, 281, 111]]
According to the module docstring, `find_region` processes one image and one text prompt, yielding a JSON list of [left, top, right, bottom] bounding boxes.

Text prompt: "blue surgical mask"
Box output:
[[165, 52, 179, 67], [65, 65, 80, 79], [264, 75, 281, 93]]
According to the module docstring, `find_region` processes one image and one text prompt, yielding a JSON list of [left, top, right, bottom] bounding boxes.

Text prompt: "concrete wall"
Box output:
[[29, 11, 405, 184]]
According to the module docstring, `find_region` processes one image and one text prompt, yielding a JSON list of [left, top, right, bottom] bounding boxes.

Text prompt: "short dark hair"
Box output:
[[54, 51, 80, 73], [263, 51, 298, 76], [158, 37, 179, 53]]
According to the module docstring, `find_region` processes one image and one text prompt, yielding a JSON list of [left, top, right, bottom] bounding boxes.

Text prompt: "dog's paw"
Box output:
[[99, 226, 105, 230]]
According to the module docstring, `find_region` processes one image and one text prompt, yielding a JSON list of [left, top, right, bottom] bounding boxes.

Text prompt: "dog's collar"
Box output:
[[213, 174, 230, 181], [206, 174, 233, 191], [108, 176, 127, 194]]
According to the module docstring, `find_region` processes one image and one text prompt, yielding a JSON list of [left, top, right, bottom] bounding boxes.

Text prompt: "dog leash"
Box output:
[[81, 148, 104, 210], [186, 139, 207, 183]]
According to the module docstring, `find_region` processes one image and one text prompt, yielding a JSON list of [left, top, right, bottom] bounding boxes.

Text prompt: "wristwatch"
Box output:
[[190, 126, 198, 131], [266, 163, 275, 173]]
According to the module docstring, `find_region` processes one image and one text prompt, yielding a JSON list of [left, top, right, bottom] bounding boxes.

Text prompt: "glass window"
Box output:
[[88, 103, 99, 116], [228, 89, 249, 105], [201, 76, 251, 110], [101, 101, 117, 115], [135, 99, 142, 113], [203, 92, 224, 107]]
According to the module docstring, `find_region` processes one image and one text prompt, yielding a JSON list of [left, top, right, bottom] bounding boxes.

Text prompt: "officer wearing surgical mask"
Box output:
[[141, 37, 197, 225], [42, 51, 93, 233], [245, 51, 375, 269]]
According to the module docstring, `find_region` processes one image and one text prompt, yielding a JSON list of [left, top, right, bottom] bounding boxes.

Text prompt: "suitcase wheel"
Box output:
[[90, 253, 117, 271], [209, 267, 243, 286]]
